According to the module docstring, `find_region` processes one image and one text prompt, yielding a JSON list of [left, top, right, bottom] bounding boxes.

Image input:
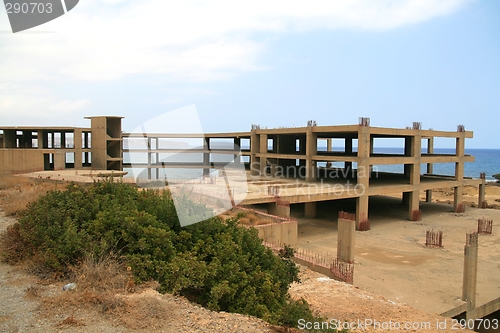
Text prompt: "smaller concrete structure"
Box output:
[[337, 211, 356, 263]]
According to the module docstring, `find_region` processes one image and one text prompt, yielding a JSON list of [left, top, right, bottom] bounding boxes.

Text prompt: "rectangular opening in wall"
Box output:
[[65, 132, 74, 149], [296, 139, 300, 152], [372, 137, 406, 155], [422, 162, 456, 177], [158, 137, 205, 149], [31, 132, 38, 148], [107, 140, 121, 158], [46, 132, 52, 148], [242, 156, 250, 164], [317, 138, 328, 152], [267, 138, 273, 152], [208, 138, 235, 150], [82, 132, 92, 149], [0, 130, 3, 148], [54, 132, 61, 148], [82, 152, 92, 167], [430, 138, 457, 155], [106, 118, 122, 138], [331, 138, 346, 152], [240, 138, 250, 150], [352, 139, 358, 153], [44, 153, 54, 170], [65, 152, 75, 168]]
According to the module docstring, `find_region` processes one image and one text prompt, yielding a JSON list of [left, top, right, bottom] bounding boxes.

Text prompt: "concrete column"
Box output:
[[409, 135, 421, 220], [54, 151, 65, 170], [233, 137, 241, 168], [327, 138, 332, 151], [409, 190, 421, 221], [203, 137, 210, 177], [356, 196, 369, 230], [426, 190, 433, 203], [74, 129, 82, 169], [356, 127, 370, 230], [250, 130, 260, 176], [425, 137, 434, 202], [259, 133, 268, 176], [305, 128, 317, 182], [268, 202, 290, 218], [345, 137, 353, 173], [304, 202, 316, 218], [478, 182, 485, 208], [37, 130, 44, 149], [462, 233, 478, 320], [426, 137, 434, 173], [337, 216, 356, 263], [454, 133, 465, 212]]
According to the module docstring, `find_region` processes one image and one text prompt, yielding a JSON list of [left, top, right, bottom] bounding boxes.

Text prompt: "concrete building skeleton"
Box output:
[[0, 116, 486, 228]]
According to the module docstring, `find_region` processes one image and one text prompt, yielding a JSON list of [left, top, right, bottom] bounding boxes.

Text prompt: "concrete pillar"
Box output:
[[327, 138, 332, 151], [304, 202, 316, 218], [337, 216, 355, 263], [268, 202, 290, 219], [409, 190, 420, 221], [54, 151, 65, 170], [454, 186, 464, 212], [250, 130, 260, 176], [356, 196, 369, 230], [233, 137, 241, 167], [74, 129, 82, 169], [203, 137, 210, 177], [356, 127, 370, 230], [259, 133, 268, 176], [425, 190, 433, 203], [478, 182, 485, 208], [409, 135, 421, 220], [305, 129, 317, 182], [345, 137, 353, 173], [426, 137, 434, 174], [37, 130, 44, 149], [426, 140, 434, 200], [462, 232, 478, 320], [454, 133, 465, 212]]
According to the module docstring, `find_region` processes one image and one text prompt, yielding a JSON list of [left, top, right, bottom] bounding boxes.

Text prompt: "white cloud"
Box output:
[[0, 0, 472, 84], [0, 84, 91, 124]]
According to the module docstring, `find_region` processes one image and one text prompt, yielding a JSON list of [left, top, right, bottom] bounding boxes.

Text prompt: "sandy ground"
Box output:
[[290, 186, 500, 318]]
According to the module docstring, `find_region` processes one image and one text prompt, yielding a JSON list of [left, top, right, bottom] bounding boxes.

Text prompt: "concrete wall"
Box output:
[[0, 149, 45, 176]]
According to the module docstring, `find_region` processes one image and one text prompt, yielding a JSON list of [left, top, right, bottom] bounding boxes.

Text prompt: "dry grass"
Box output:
[[238, 217, 251, 225], [24, 284, 41, 298], [58, 315, 86, 327], [0, 176, 65, 216], [38, 254, 172, 329]]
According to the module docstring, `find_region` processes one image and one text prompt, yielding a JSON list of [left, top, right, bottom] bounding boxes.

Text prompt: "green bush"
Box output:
[[1, 180, 333, 331]]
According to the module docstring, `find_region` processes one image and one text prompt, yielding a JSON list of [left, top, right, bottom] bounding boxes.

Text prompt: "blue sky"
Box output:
[[1, 0, 499, 148]]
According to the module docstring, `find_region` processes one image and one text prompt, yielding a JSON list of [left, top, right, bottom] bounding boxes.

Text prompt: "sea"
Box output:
[[122, 146, 500, 181]]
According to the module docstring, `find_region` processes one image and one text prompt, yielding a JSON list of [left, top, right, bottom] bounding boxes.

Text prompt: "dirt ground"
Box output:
[[291, 184, 500, 317]]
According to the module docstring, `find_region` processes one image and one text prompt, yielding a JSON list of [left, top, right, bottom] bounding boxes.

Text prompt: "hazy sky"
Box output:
[[1, 0, 499, 148]]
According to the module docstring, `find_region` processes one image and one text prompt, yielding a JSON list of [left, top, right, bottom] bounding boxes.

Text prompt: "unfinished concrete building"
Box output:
[[1, 116, 486, 228], [0, 116, 123, 176]]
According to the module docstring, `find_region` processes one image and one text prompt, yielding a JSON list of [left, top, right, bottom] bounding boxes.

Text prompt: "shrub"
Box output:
[[1, 180, 327, 330]]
